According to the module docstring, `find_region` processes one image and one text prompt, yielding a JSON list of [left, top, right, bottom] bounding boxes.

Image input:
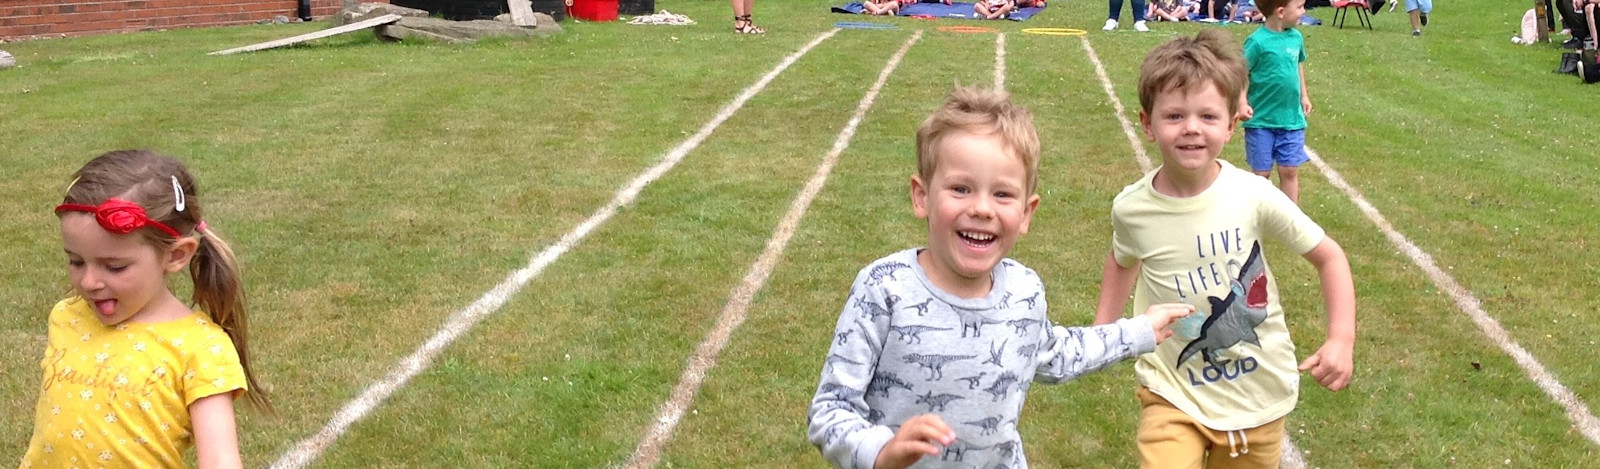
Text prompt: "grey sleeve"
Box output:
[[807, 281, 895, 469], [1032, 315, 1156, 384]]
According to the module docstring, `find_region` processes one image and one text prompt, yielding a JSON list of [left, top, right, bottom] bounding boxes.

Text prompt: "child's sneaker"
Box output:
[[1134, 20, 1149, 31], [1104, 19, 1119, 30], [1419, 12, 1427, 26], [1412, 29, 1421, 36]]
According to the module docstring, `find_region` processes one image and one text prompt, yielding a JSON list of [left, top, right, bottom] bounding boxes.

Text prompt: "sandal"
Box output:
[[734, 15, 766, 34]]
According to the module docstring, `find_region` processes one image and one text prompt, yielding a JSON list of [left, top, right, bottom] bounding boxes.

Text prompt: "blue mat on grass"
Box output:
[[832, 2, 1046, 21]]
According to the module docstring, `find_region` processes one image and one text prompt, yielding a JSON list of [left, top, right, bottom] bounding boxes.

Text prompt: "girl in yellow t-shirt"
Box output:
[[21, 150, 271, 469]]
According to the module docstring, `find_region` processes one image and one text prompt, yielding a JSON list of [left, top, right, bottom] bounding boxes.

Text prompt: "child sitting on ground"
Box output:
[[1150, 0, 1195, 21], [864, 0, 905, 16], [1232, 0, 1264, 22], [977, 0, 1017, 19]]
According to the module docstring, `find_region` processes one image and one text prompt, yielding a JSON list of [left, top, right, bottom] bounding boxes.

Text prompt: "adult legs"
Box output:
[[1108, 0, 1150, 23], [1588, 3, 1599, 47], [1559, 0, 1587, 42], [732, 0, 764, 33]]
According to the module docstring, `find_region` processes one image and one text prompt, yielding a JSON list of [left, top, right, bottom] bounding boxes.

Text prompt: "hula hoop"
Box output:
[[836, 21, 899, 30], [1020, 27, 1087, 36], [937, 25, 998, 33]]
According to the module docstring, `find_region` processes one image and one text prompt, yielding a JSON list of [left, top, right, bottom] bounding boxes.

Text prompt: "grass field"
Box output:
[[2, 0, 1598, 467]]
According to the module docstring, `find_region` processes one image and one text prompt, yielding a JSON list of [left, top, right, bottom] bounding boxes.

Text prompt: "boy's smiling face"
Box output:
[[911, 130, 1039, 297], [1140, 81, 1236, 174]]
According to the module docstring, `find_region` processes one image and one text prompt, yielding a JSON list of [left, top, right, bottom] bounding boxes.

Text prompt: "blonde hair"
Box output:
[[61, 149, 272, 413], [1137, 29, 1248, 118], [915, 86, 1041, 195]]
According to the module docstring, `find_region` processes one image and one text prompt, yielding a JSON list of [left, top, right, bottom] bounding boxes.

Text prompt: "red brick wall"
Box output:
[[1, 0, 387, 41]]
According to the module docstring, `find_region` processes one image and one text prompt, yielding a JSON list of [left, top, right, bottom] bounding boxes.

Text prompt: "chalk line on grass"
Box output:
[[268, 29, 842, 469]]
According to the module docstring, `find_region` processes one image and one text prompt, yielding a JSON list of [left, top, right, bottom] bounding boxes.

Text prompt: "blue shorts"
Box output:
[[1244, 127, 1308, 172], [1405, 0, 1431, 13]]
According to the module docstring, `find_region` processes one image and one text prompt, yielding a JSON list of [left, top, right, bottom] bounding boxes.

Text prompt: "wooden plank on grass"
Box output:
[[208, 14, 402, 56], [508, 0, 538, 27]]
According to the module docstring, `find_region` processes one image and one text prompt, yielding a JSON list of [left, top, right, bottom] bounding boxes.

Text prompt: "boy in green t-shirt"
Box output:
[[1237, 0, 1311, 204]]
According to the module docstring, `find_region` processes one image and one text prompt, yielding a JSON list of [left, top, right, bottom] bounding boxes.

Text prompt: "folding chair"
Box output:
[[1331, 0, 1372, 29]]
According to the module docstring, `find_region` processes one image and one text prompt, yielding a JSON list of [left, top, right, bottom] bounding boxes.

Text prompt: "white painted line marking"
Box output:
[[1080, 36, 1152, 172], [622, 30, 925, 469], [1082, 35, 1309, 468], [267, 29, 842, 469], [995, 33, 1007, 91], [1305, 147, 1600, 447], [1281, 434, 1307, 469]]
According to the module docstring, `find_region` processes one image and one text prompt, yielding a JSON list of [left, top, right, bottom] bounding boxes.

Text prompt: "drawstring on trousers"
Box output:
[[1226, 430, 1251, 458]]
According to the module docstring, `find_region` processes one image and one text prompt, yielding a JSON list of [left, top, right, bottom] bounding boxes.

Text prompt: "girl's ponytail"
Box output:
[[191, 224, 273, 414]]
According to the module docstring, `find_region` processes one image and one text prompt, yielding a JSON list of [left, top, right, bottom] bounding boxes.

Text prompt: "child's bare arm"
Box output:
[[1141, 303, 1195, 343], [1237, 82, 1254, 122], [1298, 237, 1355, 391], [875, 414, 955, 469], [191, 393, 243, 469], [1094, 250, 1139, 325], [1299, 63, 1313, 116]]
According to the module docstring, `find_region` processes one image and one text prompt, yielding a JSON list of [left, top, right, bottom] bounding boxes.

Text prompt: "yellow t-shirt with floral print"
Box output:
[[20, 297, 247, 469]]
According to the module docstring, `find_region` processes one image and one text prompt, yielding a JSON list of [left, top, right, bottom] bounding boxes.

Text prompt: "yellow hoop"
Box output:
[[1020, 27, 1088, 36]]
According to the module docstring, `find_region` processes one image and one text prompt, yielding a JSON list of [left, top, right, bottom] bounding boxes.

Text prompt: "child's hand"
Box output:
[[1298, 339, 1353, 391], [1140, 303, 1195, 344], [875, 414, 955, 469], [1236, 103, 1254, 122], [1301, 97, 1314, 116]]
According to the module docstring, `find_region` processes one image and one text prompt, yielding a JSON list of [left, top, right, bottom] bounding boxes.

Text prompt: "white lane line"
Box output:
[[1079, 36, 1152, 172], [995, 33, 1007, 91], [267, 29, 842, 469], [1080, 35, 1310, 469], [623, 30, 925, 469], [1305, 147, 1600, 447], [1280, 436, 1307, 469]]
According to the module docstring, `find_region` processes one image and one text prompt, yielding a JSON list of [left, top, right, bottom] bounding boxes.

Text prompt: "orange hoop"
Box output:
[[937, 25, 999, 33]]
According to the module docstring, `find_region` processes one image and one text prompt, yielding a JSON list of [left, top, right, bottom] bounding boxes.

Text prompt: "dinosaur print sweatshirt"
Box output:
[[807, 249, 1156, 469]]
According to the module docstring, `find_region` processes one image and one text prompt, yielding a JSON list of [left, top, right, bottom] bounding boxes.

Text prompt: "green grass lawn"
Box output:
[[2, 0, 1597, 467]]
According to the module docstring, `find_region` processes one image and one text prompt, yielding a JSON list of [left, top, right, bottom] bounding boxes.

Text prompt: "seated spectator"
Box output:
[[1198, 0, 1235, 21], [1149, 0, 1194, 21], [863, 0, 903, 15], [1232, 0, 1264, 21], [977, 0, 1017, 18], [1581, 0, 1600, 48]]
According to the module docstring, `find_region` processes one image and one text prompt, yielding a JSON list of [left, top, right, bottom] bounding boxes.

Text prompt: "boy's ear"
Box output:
[[910, 175, 930, 219], [163, 237, 199, 274], [1018, 193, 1041, 235], [1138, 111, 1155, 142]]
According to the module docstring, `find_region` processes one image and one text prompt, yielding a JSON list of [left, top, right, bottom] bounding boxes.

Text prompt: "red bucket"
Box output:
[[568, 0, 619, 21]]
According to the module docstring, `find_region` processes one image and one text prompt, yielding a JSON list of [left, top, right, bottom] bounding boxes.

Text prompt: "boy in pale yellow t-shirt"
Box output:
[[1092, 30, 1356, 469]]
